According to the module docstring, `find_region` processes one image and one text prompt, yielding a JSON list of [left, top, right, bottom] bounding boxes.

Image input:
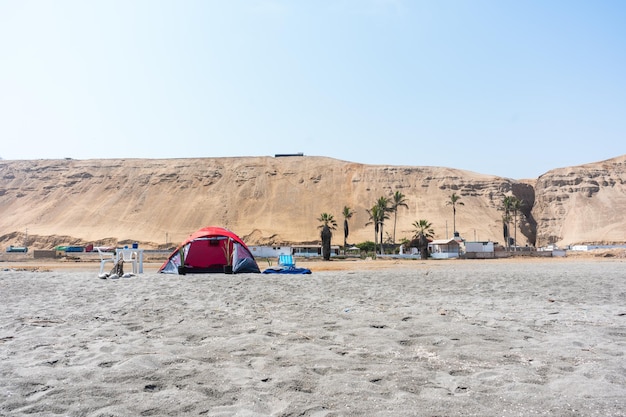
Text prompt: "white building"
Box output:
[[292, 245, 340, 257], [428, 238, 461, 259], [248, 246, 293, 258], [464, 241, 495, 259], [465, 241, 494, 253]]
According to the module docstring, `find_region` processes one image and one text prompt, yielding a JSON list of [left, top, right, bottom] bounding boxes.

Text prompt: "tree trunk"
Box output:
[[453, 206, 456, 234], [514, 212, 518, 251], [321, 225, 332, 261], [419, 233, 429, 260], [503, 222, 509, 250], [343, 219, 349, 255], [393, 210, 398, 245], [374, 224, 378, 256]]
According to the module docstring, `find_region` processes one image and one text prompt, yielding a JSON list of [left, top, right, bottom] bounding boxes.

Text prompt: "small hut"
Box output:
[[428, 238, 461, 259]]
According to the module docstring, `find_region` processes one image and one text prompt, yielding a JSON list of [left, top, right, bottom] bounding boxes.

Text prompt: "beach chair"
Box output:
[[119, 249, 138, 275], [277, 254, 296, 268], [97, 248, 116, 274], [262, 254, 311, 274]]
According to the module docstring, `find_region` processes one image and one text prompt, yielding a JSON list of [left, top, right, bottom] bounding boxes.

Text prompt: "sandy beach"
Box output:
[[1, 258, 625, 416]]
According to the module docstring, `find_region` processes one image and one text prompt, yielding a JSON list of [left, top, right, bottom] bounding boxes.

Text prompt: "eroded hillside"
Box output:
[[533, 154, 626, 247], [0, 155, 624, 249]]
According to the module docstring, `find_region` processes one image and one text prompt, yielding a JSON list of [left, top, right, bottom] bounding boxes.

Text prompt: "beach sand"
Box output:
[[1, 259, 625, 416]]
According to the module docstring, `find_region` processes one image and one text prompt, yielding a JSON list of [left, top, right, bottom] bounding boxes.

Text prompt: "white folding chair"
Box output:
[[97, 248, 116, 274], [119, 249, 138, 274]]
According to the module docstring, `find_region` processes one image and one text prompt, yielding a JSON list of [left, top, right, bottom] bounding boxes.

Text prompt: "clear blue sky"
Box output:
[[1, 1, 624, 179]]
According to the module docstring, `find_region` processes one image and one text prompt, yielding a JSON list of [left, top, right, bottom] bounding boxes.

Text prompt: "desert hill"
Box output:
[[533, 154, 626, 246], [1, 155, 625, 250]]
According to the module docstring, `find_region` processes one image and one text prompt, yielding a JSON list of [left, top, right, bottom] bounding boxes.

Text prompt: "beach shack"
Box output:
[[428, 238, 461, 259], [464, 241, 495, 259]]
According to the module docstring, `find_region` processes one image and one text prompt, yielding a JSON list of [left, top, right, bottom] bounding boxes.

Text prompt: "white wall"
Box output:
[[249, 246, 292, 258], [465, 241, 494, 253]]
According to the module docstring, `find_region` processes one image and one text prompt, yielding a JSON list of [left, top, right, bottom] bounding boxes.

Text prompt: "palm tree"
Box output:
[[365, 205, 381, 254], [317, 212, 338, 230], [412, 219, 434, 260], [446, 193, 464, 237], [317, 213, 337, 260], [342, 206, 354, 255], [376, 196, 390, 255], [412, 219, 434, 240], [390, 191, 409, 246]]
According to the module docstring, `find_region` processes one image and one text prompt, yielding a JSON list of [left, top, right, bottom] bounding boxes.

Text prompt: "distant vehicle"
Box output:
[[64, 246, 85, 253], [6, 245, 28, 253], [92, 246, 116, 252]]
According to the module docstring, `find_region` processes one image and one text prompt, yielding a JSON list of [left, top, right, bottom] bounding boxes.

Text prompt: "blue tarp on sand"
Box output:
[[262, 267, 311, 274]]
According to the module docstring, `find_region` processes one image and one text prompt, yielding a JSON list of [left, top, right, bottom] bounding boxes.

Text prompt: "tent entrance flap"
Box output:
[[185, 238, 229, 271], [158, 227, 261, 274]]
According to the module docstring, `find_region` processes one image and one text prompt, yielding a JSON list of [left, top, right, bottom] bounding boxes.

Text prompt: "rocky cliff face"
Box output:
[[0, 155, 624, 249], [532, 154, 626, 247]]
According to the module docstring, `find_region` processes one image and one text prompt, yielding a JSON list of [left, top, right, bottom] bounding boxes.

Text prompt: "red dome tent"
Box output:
[[159, 227, 260, 274]]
